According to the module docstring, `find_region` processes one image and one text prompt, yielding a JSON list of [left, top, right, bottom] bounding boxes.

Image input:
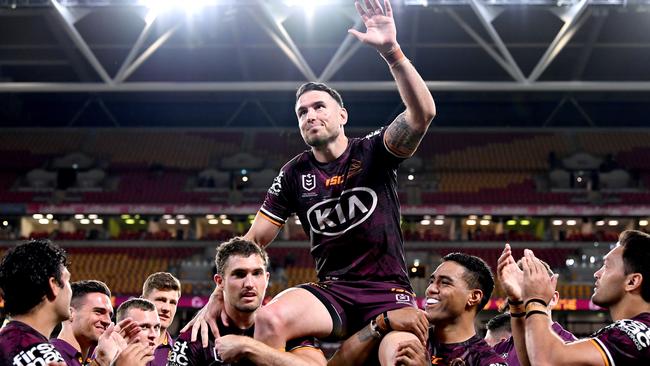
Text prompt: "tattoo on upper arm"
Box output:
[[385, 112, 425, 157]]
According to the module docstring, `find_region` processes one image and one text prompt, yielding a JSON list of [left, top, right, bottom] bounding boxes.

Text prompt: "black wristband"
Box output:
[[510, 312, 526, 318], [507, 298, 524, 306], [524, 298, 548, 308], [383, 311, 392, 331], [525, 310, 548, 319]]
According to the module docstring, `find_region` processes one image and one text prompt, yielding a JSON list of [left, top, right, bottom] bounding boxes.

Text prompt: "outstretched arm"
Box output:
[[349, 0, 436, 158]]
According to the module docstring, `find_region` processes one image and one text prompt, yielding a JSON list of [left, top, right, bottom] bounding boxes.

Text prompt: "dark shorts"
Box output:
[[297, 280, 416, 340]]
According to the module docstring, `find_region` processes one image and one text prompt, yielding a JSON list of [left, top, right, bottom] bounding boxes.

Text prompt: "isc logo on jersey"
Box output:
[[13, 343, 64, 366], [615, 319, 650, 350], [307, 187, 377, 236], [168, 340, 190, 366]]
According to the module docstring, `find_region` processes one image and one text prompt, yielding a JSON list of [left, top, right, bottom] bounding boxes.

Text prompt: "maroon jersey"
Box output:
[[167, 317, 319, 366], [152, 331, 174, 366], [428, 332, 508, 366], [260, 128, 411, 288], [589, 312, 650, 366], [493, 322, 576, 366], [0, 321, 65, 366]]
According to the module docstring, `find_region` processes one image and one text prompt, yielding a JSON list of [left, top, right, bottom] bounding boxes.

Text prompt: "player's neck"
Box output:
[[12, 307, 59, 339], [432, 314, 477, 344], [311, 135, 348, 163], [609, 296, 650, 321], [224, 306, 255, 330], [58, 325, 90, 358], [157, 328, 168, 345]]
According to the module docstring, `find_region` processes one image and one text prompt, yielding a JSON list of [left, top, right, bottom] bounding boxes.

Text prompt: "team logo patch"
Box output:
[[306, 187, 377, 236], [396, 293, 412, 304], [302, 173, 316, 191]]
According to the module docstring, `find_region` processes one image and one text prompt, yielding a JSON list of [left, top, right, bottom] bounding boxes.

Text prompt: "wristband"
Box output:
[[524, 298, 548, 308], [369, 319, 384, 339], [383, 311, 392, 331], [376, 313, 389, 334], [380, 47, 407, 68], [525, 302, 548, 315], [510, 311, 526, 318], [508, 298, 525, 315], [525, 310, 548, 319]]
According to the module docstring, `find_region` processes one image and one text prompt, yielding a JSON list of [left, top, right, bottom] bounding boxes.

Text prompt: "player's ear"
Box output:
[[47, 276, 60, 300], [467, 289, 483, 308], [625, 273, 643, 293], [214, 273, 223, 289], [339, 107, 348, 126]]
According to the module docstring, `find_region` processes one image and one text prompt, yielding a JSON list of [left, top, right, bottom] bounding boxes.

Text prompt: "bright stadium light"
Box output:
[[139, 0, 215, 15], [433, 219, 445, 226], [283, 0, 335, 17], [639, 220, 649, 227]]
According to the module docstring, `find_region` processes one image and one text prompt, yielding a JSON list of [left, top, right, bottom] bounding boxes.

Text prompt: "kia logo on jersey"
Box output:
[[306, 187, 377, 236]]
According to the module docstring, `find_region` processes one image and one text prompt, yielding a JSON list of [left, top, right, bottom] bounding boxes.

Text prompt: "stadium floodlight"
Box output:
[[640, 220, 649, 227], [179, 219, 190, 225], [434, 219, 445, 226], [80, 218, 91, 225], [552, 219, 563, 226], [2, 221, 7, 227], [566, 258, 575, 266], [506, 219, 516, 226], [46, 214, 54, 220], [208, 219, 219, 225], [221, 218, 232, 225], [139, 0, 215, 15], [93, 219, 104, 225], [479, 219, 491, 226], [88, 214, 98, 219], [166, 219, 176, 225], [566, 219, 577, 226], [420, 219, 431, 225], [206, 214, 215, 219], [608, 220, 619, 226], [33, 213, 44, 220], [466, 219, 477, 226], [38, 219, 50, 225]]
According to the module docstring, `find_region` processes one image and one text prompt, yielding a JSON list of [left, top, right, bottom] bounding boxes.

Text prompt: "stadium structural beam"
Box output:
[[251, 0, 318, 81], [446, 8, 523, 82], [113, 11, 159, 83], [318, 18, 364, 82], [4, 81, 650, 92], [49, 0, 113, 84], [118, 23, 181, 83], [527, 0, 591, 82], [467, 0, 526, 82], [572, 9, 608, 79]]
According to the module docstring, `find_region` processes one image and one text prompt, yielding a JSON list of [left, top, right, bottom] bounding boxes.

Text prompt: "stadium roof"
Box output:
[[1, 0, 650, 127]]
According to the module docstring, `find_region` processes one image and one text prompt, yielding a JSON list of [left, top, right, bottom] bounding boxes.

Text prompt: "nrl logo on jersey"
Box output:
[[302, 174, 316, 191], [306, 187, 377, 236]]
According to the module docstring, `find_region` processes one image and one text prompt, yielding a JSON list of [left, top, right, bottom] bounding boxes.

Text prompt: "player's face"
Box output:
[[296, 90, 347, 148], [424, 261, 477, 323], [71, 293, 113, 343], [592, 245, 627, 307], [54, 266, 73, 322], [144, 289, 180, 331], [127, 308, 161, 352], [216, 254, 269, 314]]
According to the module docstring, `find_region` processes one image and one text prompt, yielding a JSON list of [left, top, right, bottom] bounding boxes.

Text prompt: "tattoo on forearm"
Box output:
[[385, 112, 425, 157], [358, 325, 376, 343]]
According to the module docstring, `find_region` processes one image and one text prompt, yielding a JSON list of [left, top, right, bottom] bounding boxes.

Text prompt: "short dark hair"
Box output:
[[296, 82, 344, 107], [71, 280, 111, 309], [486, 313, 511, 333], [618, 230, 650, 302], [142, 272, 181, 297], [116, 298, 156, 322], [215, 237, 269, 276], [442, 252, 494, 312], [0, 239, 68, 316]]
